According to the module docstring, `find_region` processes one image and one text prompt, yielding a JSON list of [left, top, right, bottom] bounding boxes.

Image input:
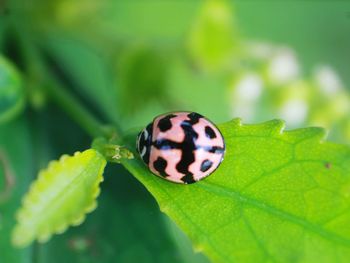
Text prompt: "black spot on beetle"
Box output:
[[181, 173, 196, 184], [153, 139, 177, 150], [205, 146, 225, 154], [158, 114, 177, 132], [200, 159, 213, 172], [187, 112, 203, 124], [153, 157, 168, 177], [205, 126, 216, 139], [175, 121, 198, 175]]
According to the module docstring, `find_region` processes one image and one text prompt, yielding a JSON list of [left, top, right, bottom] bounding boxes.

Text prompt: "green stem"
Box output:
[[44, 76, 111, 138], [12, 22, 118, 139]]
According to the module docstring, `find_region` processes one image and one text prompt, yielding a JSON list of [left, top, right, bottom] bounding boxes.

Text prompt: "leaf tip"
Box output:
[[266, 119, 286, 135], [230, 118, 243, 127], [304, 126, 328, 142]]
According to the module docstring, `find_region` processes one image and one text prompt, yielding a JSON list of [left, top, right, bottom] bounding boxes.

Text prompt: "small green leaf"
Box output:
[[122, 119, 350, 262], [12, 149, 106, 247], [0, 54, 25, 124]]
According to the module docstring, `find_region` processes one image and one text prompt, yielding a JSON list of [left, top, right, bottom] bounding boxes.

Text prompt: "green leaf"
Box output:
[[27, 106, 208, 263], [12, 149, 106, 248], [44, 35, 119, 124], [0, 54, 25, 124], [122, 119, 350, 262], [39, 170, 209, 263], [0, 118, 34, 263]]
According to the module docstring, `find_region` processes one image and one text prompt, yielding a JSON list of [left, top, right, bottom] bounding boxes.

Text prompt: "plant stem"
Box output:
[[44, 76, 111, 138], [12, 22, 118, 139]]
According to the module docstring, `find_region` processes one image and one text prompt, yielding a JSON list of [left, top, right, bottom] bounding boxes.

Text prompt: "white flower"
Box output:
[[268, 48, 300, 85], [314, 65, 342, 95]]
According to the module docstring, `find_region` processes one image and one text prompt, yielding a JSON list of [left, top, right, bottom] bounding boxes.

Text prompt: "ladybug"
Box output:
[[136, 112, 225, 184]]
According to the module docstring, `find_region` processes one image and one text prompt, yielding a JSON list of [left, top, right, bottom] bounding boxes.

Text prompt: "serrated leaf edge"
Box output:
[[122, 119, 348, 263], [12, 149, 106, 247], [228, 118, 327, 142]]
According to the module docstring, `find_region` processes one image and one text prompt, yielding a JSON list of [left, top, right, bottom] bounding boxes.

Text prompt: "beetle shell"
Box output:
[[136, 112, 225, 184]]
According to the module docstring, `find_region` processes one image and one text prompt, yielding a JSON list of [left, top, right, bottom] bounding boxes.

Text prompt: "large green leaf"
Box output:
[[122, 119, 350, 262]]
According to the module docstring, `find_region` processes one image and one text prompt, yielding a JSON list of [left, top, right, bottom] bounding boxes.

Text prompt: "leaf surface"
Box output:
[[12, 149, 106, 247], [39, 166, 209, 263], [122, 119, 350, 263]]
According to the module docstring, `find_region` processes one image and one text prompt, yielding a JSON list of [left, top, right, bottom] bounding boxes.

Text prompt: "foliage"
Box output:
[[12, 149, 106, 247], [1, 1, 350, 263], [122, 119, 350, 262], [0, 55, 24, 124]]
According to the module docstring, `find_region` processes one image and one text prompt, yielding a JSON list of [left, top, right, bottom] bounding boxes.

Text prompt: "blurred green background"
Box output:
[[0, 1, 349, 262]]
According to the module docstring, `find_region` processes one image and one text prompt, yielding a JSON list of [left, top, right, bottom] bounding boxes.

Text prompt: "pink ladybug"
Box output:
[[136, 112, 225, 184]]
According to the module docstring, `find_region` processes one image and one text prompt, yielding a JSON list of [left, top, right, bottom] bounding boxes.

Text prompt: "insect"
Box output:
[[136, 111, 225, 184]]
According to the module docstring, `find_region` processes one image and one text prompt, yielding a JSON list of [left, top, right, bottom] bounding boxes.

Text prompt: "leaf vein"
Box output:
[[199, 181, 350, 247]]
